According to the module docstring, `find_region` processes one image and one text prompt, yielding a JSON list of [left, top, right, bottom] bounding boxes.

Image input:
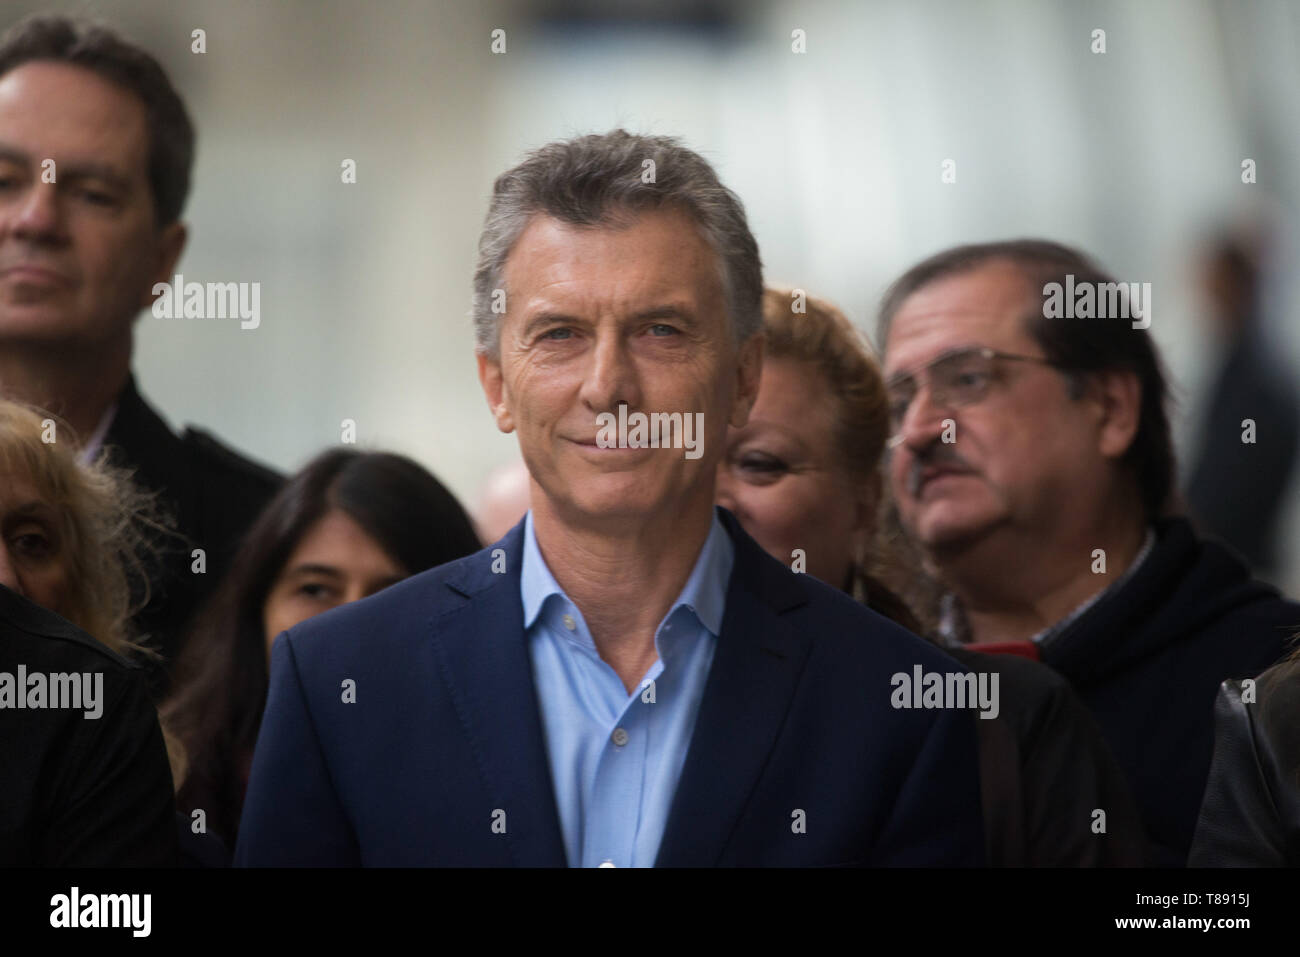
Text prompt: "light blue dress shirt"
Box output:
[[521, 508, 734, 868]]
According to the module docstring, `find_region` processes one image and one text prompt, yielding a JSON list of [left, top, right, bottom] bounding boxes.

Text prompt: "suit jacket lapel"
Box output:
[[655, 509, 812, 866], [430, 521, 568, 867]]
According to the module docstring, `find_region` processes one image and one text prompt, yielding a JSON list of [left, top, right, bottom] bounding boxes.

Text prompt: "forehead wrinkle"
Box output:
[[885, 293, 1039, 377], [0, 87, 150, 193], [506, 211, 720, 293]]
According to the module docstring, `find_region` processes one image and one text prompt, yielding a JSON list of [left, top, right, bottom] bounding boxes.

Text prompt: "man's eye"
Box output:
[[888, 395, 912, 423], [952, 370, 989, 389], [540, 328, 573, 341], [737, 453, 787, 475], [648, 323, 678, 337], [77, 188, 115, 206]]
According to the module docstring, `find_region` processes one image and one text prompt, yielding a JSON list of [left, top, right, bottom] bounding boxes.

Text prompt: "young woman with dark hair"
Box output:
[[162, 448, 481, 862]]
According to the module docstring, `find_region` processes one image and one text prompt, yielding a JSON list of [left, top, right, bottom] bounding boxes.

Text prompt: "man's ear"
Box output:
[[728, 333, 764, 429], [1085, 368, 1142, 460], [140, 221, 187, 310], [477, 352, 515, 434]]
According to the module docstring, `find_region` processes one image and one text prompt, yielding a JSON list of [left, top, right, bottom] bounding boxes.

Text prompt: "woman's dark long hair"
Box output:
[[161, 448, 481, 846]]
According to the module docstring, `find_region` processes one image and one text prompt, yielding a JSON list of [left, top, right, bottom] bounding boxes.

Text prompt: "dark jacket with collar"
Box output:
[[0, 584, 178, 866], [1189, 658, 1300, 866], [944, 647, 1147, 866], [102, 376, 283, 697], [1035, 516, 1297, 865], [235, 507, 987, 866]]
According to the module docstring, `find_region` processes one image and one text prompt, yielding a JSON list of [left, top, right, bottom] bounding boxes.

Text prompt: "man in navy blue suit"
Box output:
[[235, 130, 985, 867]]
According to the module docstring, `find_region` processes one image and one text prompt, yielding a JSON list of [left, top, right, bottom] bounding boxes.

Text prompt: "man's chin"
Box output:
[[0, 307, 85, 344], [554, 479, 666, 521], [911, 505, 1001, 557]]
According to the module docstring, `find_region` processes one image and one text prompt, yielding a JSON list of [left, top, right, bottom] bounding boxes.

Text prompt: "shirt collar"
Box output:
[[937, 526, 1158, 646], [1031, 526, 1157, 647], [78, 401, 119, 465], [520, 507, 733, 637]]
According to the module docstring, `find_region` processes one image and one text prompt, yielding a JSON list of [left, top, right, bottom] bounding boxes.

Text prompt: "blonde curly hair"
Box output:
[[0, 399, 157, 658]]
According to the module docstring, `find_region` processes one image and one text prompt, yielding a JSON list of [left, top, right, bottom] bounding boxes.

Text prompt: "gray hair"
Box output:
[[472, 129, 762, 357]]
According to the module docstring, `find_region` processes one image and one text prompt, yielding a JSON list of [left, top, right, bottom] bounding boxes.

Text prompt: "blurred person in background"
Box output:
[[877, 239, 1298, 865], [716, 287, 1145, 865], [474, 457, 531, 545], [0, 15, 283, 697], [1184, 227, 1299, 582], [163, 448, 480, 864], [0, 398, 176, 864]]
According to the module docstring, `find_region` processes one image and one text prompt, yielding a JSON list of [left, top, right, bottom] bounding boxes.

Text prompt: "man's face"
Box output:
[[882, 260, 1103, 553], [478, 208, 760, 526], [0, 61, 184, 349]]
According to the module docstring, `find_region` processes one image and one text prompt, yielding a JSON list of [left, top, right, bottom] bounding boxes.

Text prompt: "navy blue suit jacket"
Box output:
[[235, 508, 985, 866]]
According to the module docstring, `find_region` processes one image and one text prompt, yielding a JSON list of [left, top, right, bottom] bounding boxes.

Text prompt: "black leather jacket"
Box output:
[[1189, 657, 1300, 866]]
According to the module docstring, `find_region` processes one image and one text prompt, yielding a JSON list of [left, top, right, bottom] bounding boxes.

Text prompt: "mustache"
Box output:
[[905, 442, 974, 497]]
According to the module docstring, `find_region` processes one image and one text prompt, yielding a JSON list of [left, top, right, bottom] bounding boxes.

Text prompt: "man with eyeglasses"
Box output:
[[877, 239, 1297, 866]]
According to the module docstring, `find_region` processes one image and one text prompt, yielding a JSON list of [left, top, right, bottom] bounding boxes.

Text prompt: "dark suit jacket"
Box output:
[[235, 508, 986, 866], [102, 376, 283, 696], [0, 585, 177, 866]]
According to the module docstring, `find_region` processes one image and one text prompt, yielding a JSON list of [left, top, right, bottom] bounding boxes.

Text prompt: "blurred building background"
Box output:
[[8, 0, 1300, 587]]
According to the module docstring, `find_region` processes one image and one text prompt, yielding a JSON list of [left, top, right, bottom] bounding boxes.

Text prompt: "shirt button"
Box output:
[[599, 860, 616, 868], [611, 727, 629, 747], [562, 613, 576, 631]]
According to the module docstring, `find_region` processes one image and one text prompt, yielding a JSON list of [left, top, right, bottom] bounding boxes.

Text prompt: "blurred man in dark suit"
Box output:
[[1185, 231, 1299, 581], [0, 16, 282, 696]]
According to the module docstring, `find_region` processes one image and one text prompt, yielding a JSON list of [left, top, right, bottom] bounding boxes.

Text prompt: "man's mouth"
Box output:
[[0, 264, 71, 287], [911, 464, 973, 497], [568, 436, 649, 452]]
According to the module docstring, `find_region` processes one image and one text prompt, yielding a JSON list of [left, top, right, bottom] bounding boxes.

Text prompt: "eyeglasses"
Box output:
[[884, 346, 1060, 439]]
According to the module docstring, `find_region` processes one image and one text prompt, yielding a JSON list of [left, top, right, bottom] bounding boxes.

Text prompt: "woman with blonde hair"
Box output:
[[0, 397, 177, 864], [0, 398, 157, 658], [716, 287, 1148, 865]]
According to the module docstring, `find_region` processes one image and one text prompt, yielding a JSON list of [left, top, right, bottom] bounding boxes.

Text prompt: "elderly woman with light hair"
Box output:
[[0, 398, 157, 657], [0, 396, 178, 865]]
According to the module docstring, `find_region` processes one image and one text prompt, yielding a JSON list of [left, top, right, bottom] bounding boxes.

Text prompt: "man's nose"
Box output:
[[579, 330, 641, 412], [896, 383, 951, 452], [9, 182, 65, 243], [0, 544, 22, 595]]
